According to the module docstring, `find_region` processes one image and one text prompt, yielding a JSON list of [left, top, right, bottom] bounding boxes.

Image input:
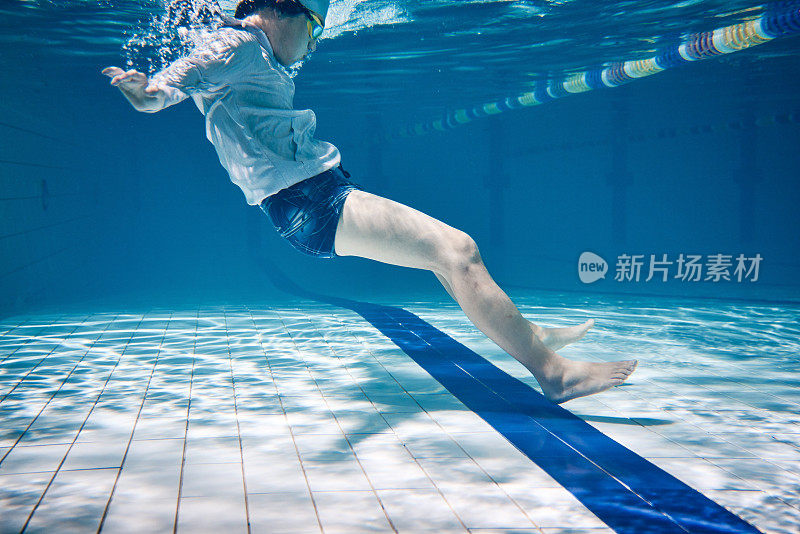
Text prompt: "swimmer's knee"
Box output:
[[436, 229, 482, 273]]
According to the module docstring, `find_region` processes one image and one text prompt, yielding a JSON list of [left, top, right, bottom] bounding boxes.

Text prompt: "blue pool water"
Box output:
[[2, 0, 799, 310], [1, 1, 799, 532]]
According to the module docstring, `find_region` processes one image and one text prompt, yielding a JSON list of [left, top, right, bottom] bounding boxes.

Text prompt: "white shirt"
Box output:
[[151, 17, 341, 205]]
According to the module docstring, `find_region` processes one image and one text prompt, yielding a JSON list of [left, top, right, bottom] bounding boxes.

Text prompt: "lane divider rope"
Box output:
[[396, 2, 800, 138]]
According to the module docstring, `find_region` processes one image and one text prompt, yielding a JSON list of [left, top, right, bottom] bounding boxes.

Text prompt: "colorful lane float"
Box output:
[[397, 2, 800, 137]]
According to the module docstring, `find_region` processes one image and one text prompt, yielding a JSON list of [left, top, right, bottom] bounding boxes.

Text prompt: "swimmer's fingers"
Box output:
[[103, 68, 147, 87], [112, 71, 147, 87], [101, 66, 127, 83], [101, 66, 122, 77]]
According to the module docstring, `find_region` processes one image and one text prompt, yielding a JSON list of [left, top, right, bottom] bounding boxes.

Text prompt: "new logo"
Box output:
[[578, 252, 607, 284]]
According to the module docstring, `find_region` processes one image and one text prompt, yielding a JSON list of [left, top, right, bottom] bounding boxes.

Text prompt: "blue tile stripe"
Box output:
[[257, 259, 760, 533]]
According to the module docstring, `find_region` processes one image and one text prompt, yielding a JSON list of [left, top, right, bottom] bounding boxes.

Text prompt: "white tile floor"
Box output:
[[0, 292, 798, 533]]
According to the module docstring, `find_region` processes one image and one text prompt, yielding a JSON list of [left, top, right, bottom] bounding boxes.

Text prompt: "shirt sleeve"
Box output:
[[149, 29, 255, 109]]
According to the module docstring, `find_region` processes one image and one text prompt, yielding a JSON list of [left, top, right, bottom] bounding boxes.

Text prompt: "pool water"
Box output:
[[1, 1, 800, 532]]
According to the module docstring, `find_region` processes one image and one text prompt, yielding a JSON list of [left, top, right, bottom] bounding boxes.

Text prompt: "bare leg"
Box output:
[[334, 190, 637, 404], [434, 267, 593, 351]]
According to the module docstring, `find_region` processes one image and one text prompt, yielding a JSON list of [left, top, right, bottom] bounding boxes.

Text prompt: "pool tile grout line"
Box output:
[[321, 308, 533, 531], [0, 315, 95, 467], [285, 307, 472, 532], [222, 310, 252, 534], [0, 316, 46, 367], [17, 314, 127, 533], [172, 308, 199, 534], [246, 307, 326, 534], [269, 307, 400, 533], [96, 311, 172, 533], [0, 314, 91, 405]]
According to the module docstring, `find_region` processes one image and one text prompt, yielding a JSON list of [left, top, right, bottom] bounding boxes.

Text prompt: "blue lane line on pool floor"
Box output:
[[258, 258, 759, 533]]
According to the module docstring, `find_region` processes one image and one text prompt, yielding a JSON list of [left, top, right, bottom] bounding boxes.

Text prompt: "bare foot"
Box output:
[[539, 356, 638, 404], [538, 319, 595, 351]]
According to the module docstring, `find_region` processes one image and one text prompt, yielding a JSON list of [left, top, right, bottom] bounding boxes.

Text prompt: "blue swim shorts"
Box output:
[[259, 166, 364, 259]]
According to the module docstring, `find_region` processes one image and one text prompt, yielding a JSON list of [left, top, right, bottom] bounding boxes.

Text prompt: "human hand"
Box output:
[[102, 66, 163, 111]]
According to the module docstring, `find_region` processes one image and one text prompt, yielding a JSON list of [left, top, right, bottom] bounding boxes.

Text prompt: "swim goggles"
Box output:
[[304, 9, 324, 39]]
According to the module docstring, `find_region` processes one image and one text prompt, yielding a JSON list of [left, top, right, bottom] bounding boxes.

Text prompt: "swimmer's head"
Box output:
[[234, 0, 328, 66], [235, 0, 329, 67]]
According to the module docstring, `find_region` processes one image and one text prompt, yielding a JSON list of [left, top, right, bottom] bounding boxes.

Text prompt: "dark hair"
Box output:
[[234, 0, 307, 19]]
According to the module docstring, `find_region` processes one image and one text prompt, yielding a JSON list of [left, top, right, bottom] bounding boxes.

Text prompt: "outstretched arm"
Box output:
[[101, 67, 172, 113], [103, 29, 256, 114]]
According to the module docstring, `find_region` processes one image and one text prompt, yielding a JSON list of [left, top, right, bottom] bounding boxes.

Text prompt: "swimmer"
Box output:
[[102, 0, 636, 404]]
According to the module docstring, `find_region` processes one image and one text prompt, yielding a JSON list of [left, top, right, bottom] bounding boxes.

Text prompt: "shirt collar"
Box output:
[[219, 14, 275, 57]]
